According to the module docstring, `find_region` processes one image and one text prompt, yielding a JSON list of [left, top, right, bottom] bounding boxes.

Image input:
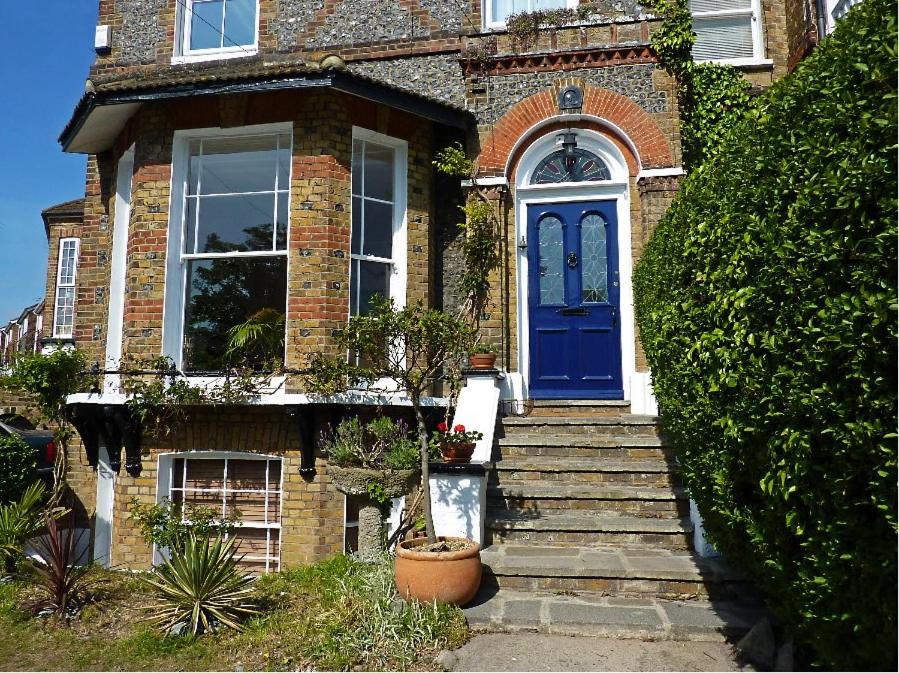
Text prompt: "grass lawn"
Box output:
[[0, 555, 468, 671]]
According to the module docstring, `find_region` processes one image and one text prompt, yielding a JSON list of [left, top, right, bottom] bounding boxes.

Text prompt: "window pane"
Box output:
[[277, 135, 292, 188], [227, 491, 266, 522], [362, 199, 393, 258], [267, 460, 281, 490], [363, 145, 394, 202], [352, 196, 363, 254], [54, 287, 75, 337], [59, 241, 77, 284], [194, 193, 276, 253], [538, 215, 565, 305], [185, 459, 226, 489], [223, 0, 256, 47], [693, 15, 754, 60], [190, 0, 224, 50], [689, 0, 751, 12], [533, 0, 569, 9], [492, 0, 528, 21], [352, 260, 390, 316], [352, 140, 364, 196], [191, 136, 279, 196], [276, 195, 288, 250], [183, 256, 287, 371], [228, 459, 267, 489], [581, 213, 609, 303]]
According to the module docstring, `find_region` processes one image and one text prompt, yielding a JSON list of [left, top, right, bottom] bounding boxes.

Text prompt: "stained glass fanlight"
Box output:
[[531, 147, 612, 185]]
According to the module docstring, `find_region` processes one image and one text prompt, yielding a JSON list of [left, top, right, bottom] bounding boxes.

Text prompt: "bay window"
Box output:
[[53, 238, 79, 338], [349, 130, 407, 317], [689, 0, 765, 63], [167, 128, 291, 372], [485, 0, 577, 30]]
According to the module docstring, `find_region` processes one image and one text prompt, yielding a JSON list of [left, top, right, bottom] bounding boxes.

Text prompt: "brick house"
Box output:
[[40, 0, 846, 607]]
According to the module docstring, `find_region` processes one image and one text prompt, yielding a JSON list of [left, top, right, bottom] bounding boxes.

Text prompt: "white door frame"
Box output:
[[510, 128, 636, 403], [93, 445, 116, 567], [105, 145, 135, 393]]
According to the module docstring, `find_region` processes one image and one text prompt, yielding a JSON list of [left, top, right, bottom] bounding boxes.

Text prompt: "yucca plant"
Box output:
[[27, 514, 95, 618], [144, 532, 258, 636], [0, 481, 46, 574]]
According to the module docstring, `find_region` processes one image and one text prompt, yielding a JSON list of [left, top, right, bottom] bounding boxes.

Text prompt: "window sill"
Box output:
[[694, 57, 773, 69], [172, 49, 258, 65]]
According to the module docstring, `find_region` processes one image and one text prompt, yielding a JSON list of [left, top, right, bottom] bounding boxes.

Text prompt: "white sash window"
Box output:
[[690, 0, 766, 64], [53, 238, 80, 338]]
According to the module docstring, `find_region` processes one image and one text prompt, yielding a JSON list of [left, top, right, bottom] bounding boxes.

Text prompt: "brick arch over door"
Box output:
[[476, 86, 675, 176]]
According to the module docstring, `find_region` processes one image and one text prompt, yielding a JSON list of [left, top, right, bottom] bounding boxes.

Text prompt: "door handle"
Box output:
[[558, 307, 589, 316], [611, 307, 618, 327], [567, 251, 578, 269]]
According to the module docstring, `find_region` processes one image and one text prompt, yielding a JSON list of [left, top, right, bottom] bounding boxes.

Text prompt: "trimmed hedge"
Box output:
[[633, 1, 897, 669], [0, 433, 37, 505]]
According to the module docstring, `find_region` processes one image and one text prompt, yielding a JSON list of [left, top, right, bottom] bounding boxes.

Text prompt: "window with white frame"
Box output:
[[689, 0, 765, 62], [484, 0, 577, 29], [350, 133, 406, 317], [177, 0, 259, 59], [168, 455, 282, 573], [175, 131, 290, 371], [53, 238, 79, 338]]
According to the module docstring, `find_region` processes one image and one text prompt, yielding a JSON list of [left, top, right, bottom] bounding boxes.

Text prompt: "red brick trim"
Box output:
[[461, 45, 656, 77], [477, 86, 674, 176]]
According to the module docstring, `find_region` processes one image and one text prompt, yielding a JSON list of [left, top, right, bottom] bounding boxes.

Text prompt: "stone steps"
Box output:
[[479, 545, 751, 600], [515, 400, 633, 418], [487, 511, 694, 549], [487, 482, 689, 517], [462, 589, 767, 641], [493, 456, 681, 487], [501, 414, 662, 433]]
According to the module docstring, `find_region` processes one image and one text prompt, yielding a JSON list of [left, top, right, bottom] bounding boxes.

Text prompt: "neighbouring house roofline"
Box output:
[[41, 198, 85, 240], [60, 60, 473, 154]]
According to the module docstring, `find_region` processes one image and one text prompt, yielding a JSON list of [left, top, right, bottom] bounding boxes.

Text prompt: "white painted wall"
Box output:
[[452, 371, 501, 463], [429, 473, 486, 545]]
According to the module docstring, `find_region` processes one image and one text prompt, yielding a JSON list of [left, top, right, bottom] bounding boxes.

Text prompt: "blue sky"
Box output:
[[0, 1, 98, 322]]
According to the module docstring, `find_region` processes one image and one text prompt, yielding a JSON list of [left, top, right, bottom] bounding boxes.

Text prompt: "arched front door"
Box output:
[[517, 132, 629, 401]]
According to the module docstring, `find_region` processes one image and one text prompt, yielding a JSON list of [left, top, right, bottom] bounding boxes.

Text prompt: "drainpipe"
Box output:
[[814, 0, 828, 39]]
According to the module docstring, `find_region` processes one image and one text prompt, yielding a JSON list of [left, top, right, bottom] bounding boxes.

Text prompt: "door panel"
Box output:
[[527, 200, 623, 399]]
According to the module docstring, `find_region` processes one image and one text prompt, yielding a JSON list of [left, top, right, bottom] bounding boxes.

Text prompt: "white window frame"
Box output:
[[173, 0, 260, 64], [483, 0, 579, 31], [52, 237, 80, 338], [691, 0, 769, 66], [162, 122, 293, 371], [156, 451, 283, 572], [349, 127, 409, 317]]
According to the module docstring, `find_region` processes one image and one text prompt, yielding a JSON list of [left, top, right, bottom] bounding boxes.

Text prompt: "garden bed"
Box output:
[[0, 555, 468, 671]]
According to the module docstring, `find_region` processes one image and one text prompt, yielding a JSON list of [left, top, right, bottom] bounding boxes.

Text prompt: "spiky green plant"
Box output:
[[144, 533, 258, 636], [0, 481, 46, 574], [27, 514, 96, 618]]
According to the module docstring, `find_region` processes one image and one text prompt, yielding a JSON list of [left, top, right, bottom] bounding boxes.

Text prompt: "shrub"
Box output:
[[129, 497, 240, 553], [633, 1, 897, 668], [27, 515, 96, 618], [0, 434, 37, 505], [144, 533, 258, 636], [321, 416, 420, 471], [0, 482, 45, 574]]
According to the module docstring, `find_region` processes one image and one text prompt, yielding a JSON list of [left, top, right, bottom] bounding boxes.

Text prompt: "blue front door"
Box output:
[[527, 200, 623, 399]]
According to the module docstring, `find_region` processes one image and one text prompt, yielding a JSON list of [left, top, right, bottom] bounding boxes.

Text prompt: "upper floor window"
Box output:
[[485, 0, 577, 30], [690, 0, 765, 63], [177, 0, 258, 61], [53, 238, 79, 338], [167, 128, 291, 372], [349, 130, 407, 317]]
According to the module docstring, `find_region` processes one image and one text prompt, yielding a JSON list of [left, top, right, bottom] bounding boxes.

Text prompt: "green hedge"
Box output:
[[0, 433, 37, 505], [633, 1, 897, 668]]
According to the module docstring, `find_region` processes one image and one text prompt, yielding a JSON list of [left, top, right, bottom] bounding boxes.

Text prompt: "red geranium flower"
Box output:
[[437, 422, 448, 432], [453, 424, 465, 433]]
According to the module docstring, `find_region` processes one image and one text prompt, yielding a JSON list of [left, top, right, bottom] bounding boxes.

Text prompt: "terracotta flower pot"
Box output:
[[440, 441, 476, 463], [468, 353, 497, 369], [395, 537, 482, 606]]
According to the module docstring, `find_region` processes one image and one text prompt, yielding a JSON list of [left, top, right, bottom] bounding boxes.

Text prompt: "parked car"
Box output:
[[0, 414, 55, 486]]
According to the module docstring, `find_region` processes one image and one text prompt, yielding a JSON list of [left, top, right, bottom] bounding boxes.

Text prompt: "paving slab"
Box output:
[[449, 633, 746, 671]]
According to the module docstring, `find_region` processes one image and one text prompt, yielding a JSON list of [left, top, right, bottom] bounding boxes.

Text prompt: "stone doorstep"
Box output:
[[486, 512, 694, 535], [462, 589, 767, 642], [496, 435, 667, 447], [493, 456, 676, 473], [486, 483, 687, 501], [479, 545, 740, 583]]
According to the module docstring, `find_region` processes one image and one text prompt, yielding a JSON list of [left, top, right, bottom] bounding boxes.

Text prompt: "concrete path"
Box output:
[[449, 633, 747, 671]]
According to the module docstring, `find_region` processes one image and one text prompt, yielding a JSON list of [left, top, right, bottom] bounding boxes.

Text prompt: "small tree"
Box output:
[[306, 297, 475, 543]]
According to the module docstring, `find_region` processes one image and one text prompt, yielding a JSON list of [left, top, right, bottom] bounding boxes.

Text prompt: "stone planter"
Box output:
[[329, 466, 418, 560]]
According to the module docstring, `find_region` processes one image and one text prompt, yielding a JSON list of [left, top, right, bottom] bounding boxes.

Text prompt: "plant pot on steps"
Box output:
[[329, 466, 418, 560], [395, 536, 482, 606]]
